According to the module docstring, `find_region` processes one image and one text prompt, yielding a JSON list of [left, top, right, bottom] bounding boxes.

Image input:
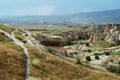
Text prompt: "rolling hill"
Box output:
[[1, 9, 120, 27]]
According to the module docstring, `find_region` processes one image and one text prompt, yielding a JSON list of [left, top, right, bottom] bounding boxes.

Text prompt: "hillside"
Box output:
[[27, 46, 120, 80], [0, 25, 120, 80], [0, 28, 25, 80]]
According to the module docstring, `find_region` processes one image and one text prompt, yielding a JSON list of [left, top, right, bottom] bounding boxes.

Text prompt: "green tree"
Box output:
[[86, 56, 91, 61], [85, 42, 90, 47], [95, 55, 99, 60]]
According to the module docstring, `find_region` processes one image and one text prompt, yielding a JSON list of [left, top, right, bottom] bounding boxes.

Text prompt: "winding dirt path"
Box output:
[[0, 29, 30, 80]]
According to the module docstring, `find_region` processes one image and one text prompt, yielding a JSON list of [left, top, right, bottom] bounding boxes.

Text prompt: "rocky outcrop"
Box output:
[[34, 24, 120, 46], [105, 34, 120, 45], [61, 30, 90, 42], [35, 34, 64, 46], [40, 38, 62, 46], [89, 34, 97, 43], [89, 24, 120, 45]]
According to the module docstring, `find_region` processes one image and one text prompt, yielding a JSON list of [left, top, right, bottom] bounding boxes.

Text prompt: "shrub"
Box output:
[[86, 56, 91, 61], [95, 55, 99, 60], [66, 41, 73, 46], [104, 52, 110, 55], [116, 66, 120, 73], [106, 65, 120, 73], [76, 58, 81, 64], [61, 41, 73, 46], [69, 53, 74, 58], [94, 53, 101, 55], [110, 59, 113, 62], [47, 48, 53, 53], [109, 44, 116, 47], [94, 53, 98, 55], [84, 49, 92, 53], [85, 42, 90, 47], [86, 49, 91, 53], [118, 62, 120, 65], [106, 65, 116, 73]]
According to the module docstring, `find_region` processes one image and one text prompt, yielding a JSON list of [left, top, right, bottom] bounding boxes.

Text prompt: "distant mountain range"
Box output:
[[1, 9, 120, 26]]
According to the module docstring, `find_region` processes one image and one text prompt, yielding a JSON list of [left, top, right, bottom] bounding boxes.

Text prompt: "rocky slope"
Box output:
[[89, 24, 120, 45], [34, 24, 120, 46]]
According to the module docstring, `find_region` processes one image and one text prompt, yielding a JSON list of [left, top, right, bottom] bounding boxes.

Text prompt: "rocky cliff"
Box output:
[[89, 24, 120, 45]]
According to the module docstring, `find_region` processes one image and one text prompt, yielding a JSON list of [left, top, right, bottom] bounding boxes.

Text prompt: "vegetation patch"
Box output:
[[0, 32, 23, 52], [0, 44, 26, 80], [95, 40, 110, 48], [111, 52, 120, 56], [106, 65, 120, 73], [14, 30, 27, 43], [0, 24, 15, 33], [86, 56, 92, 61]]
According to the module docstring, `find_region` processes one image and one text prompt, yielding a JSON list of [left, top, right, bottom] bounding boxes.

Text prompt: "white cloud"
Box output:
[[8, 5, 55, 16], [35, 6, 55, 15]]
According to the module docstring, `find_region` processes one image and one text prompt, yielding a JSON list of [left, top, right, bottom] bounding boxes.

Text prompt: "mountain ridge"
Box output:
[[1, 9, 120, 26]]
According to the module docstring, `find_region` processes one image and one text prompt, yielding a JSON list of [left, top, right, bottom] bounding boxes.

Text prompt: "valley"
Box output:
[[0, 24, 120, 80], [30, 24, 120, 72]]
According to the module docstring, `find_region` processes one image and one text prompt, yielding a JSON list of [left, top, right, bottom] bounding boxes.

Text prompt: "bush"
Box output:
[[85, 42, 90, 47], [118, 62, 120, 65], [94, 53, 101, 55], [104, 52, 110, 55], [86, 56, 91, 61], [95, 55, 99, 60], [86, 49, 91, 53], [109, 44, 116, 47], [69, 53, 74, 58], [106, 65, 120, 73], [94, 53, 98, 55], [116, 67, 120, 73], [76, 58, 81, 64], [106, 65, 116, 73], [84, 49, 92, 53], [47, 48, 53, 53], [66, 41, 73, 46]]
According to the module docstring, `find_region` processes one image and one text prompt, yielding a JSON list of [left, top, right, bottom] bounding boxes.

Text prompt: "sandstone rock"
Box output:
[[89, 34, 98, 43], [34, 34, 65, 46]]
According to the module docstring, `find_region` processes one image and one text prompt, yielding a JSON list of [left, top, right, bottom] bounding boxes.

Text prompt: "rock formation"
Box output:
[[34, 24, 120, 46]]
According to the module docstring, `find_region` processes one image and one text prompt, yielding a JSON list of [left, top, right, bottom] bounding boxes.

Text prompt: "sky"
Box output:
[[0, 0, 120, 16]]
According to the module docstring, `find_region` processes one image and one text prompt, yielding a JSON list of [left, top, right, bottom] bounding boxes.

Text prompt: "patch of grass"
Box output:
[[14, 30, 27, 43], [0, 24, 15, 33], [0, 32, 23, 52], [106, 65, 120, 73], [0, 44, 26, 80], [95, 40, 110, 48], [0, 33, 12, 42], [111, 52, 120, 56], [5, 42, 23, 52]]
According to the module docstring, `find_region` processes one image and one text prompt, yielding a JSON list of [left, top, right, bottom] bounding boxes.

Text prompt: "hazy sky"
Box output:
[[0, 0, 120, 16]]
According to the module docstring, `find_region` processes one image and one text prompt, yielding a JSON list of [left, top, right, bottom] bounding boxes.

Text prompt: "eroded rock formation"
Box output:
[[34, 24, 120, 46], [89, 24, 120, 45]]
